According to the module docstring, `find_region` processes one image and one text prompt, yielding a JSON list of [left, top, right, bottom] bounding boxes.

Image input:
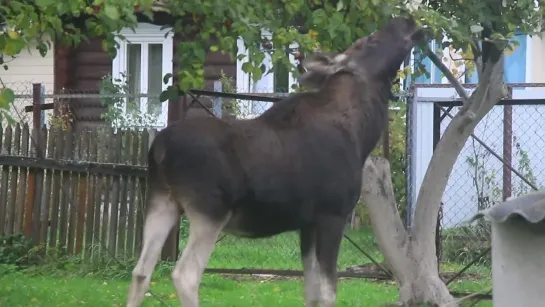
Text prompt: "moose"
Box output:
[[126, 17, 424, 307]]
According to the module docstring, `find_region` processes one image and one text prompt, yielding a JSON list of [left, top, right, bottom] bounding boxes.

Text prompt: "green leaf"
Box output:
[[104, 5, 120, 20], [159, 86, 179, 102], [0, 88, 15, 109], [163, 73, 173, 85], [35, 0, 55, 8], [210, 45, 219, 52], [336, 1, 344, 11], [3, 38, 25, 56], [312, 9, 328, 26]]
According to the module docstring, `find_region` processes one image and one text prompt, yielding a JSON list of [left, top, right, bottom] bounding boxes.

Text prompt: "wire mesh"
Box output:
[[438, 102, 545, 270]]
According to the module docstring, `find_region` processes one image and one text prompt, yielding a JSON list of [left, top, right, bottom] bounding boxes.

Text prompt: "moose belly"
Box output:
[[223, 208, 304, 238]]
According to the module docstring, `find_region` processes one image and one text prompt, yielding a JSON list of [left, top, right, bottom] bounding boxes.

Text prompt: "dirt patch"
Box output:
[[209, 263, 485, 283], [346, 263, 485, 281]]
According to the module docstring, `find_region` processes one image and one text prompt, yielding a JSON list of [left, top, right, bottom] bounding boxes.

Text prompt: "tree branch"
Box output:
[[360, 157, 410, 282], [425, 48, 470, 107]]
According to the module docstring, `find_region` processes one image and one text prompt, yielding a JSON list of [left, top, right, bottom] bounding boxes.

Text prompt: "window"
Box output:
[[112, 23, 173, 128], [235, 29, 298, 118]]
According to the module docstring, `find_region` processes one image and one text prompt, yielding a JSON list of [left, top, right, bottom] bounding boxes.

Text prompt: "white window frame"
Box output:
[[112, 22, 173, 129]]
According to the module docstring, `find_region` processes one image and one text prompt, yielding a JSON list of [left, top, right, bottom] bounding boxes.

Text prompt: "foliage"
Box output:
[[0, 233, 68, 268], [0, 0, 155, 119], [218, 71, 242, 117], [0, 0, 542, 124], [465, 131, 540, 211], [441, 224, 491, 265], [47, 98, 74, 130], [0, 233, 34, 266], [98, 73, 159, 130]]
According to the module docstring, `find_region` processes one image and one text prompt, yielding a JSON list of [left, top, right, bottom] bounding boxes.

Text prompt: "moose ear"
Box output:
[[301, 52, 345, 73], [299, 52, 347, 89]]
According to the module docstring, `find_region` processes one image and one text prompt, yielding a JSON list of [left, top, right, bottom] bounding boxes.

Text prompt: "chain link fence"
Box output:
[[438, 100, 545, 265], [402, 86, 545, 296], [1, 81, 56, 128]]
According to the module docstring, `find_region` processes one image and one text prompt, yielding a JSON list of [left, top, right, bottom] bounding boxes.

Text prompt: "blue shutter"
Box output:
[[432, 41, 443, 83], [504, 34, 527, 83], [413, 41, 434, 84], [466, 35, 527, 84]]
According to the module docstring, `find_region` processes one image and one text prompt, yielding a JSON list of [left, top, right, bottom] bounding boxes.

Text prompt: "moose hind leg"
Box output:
[[171, 206, 229, 307], [126, 194, 179, 307], [300, 227, 320, 307], [315, 215, 345, 307]]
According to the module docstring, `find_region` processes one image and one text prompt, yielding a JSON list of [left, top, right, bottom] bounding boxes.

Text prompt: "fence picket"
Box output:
[[126, 130, 139, 259], [30, 127, 46, 243], [15, 125, 29, 234], [135, 130, 149, 256], [0, 125, 16, 234], [86, 129, 97, 259], [49, 128, 62, 249], [109, 131, 122, 255], [91, 129, 102, 259], [75, 131, 89, 254], [101, 128, 114, 257], [116, 131, 129, 258], [39, 128, 53, 246], [0, 126, 10, 235], [59, 128, 73, 251], [6, 124, 22, 235]]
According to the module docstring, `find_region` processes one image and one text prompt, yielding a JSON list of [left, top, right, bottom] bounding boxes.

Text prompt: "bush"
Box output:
[[0, 233, 34, 266], [0, 233, 69, 268]]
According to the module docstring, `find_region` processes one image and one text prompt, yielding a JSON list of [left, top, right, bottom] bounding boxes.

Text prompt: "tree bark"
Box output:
[[362, 157, 454, 306]]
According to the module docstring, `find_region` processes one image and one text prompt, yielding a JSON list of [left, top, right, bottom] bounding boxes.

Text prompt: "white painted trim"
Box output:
[[112, 22, 173, 129], [526, 35, 533, 83], [236, 38, 251, 93], [288, 42, 299, 93], [409, 87, 477, 226]]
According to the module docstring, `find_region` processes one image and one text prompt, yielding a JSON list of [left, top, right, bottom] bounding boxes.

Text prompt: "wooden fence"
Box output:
[[0, 124, 155, 260]]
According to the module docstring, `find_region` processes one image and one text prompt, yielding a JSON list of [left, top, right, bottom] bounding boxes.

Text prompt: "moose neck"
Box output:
[[321, 72, 391, 163]]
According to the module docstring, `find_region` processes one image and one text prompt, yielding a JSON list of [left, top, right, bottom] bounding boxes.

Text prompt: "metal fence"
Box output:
[[434, 93, 545, 265], [403, 84, 545, 289]]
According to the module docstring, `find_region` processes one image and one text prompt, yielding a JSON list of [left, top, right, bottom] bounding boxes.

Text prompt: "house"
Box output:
[[407, 33, 545, 229]]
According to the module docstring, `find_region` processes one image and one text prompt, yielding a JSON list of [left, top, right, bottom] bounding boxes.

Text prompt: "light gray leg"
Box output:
[[301, 228, 320, 307], [303, 244, 321, 307], [171, 210, 229, 307], [126, 195, 178, 307]]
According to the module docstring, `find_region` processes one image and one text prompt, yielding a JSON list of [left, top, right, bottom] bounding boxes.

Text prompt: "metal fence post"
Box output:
[[212, 81, 223, 118]]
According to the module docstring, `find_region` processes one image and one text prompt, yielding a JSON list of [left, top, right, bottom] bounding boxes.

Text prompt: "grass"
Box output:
[[0, 226, 493, 307], [200, 228, 383, 270], [0, 270, 492, 307]]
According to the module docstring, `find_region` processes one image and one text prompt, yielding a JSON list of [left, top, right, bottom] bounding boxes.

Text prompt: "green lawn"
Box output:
[[0, 271, 491, 307]]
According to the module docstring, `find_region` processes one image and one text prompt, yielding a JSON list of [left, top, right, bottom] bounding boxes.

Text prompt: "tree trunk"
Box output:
[[361, 157, 457, 306]]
